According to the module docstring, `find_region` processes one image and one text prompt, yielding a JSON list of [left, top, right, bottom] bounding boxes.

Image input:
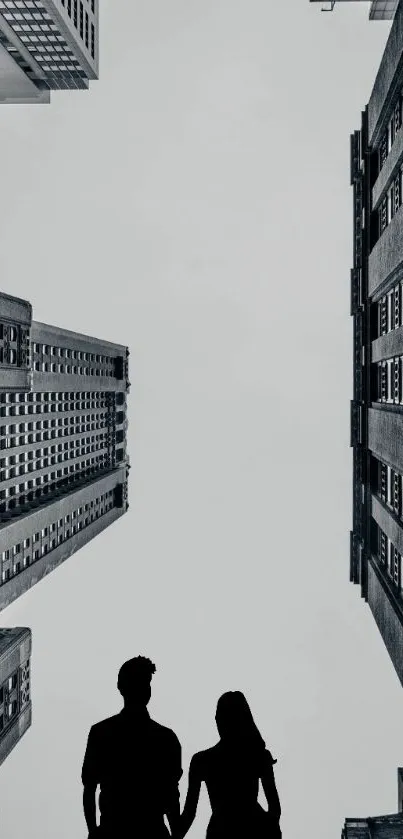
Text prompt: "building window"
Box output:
[[380, 133, 388, 169], [379, 362, 387, 401], [379, 528, 387, 565], [394, 284, 402, 329], [394, 97, 402, 137], [380, 195, 388, 234]]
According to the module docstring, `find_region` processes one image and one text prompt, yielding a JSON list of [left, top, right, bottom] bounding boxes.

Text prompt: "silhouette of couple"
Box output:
[[82, 656, 281, 839]]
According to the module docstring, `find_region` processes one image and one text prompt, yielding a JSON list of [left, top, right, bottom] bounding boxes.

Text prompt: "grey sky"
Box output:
[[0, 1, 401, 837]]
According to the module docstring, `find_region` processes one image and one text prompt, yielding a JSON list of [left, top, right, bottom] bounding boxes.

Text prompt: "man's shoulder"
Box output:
[[149, 718, 181, 746], [89, 713, 122, 736]]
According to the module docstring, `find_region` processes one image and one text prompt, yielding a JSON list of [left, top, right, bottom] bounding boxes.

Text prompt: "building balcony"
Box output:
[[369, 205, 403, 297], [372, 492, 403, 554], [368, 406, 403, 472], [372, 324, 403, 361]]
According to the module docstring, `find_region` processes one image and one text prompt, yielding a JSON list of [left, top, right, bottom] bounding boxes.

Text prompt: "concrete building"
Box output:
[[310, 0, 398, 20], [342, 770, 403, 838], [350, 0, 403, 688], [0, 0, 98, 104], [0, 627, 31, 767], [0, 291, 130, 611]]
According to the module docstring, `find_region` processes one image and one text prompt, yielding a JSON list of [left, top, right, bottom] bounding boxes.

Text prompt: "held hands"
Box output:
[[270, 821, 282, 839]]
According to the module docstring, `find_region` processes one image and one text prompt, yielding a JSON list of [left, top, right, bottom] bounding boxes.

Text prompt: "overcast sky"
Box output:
[[0, 1, 401, 838]]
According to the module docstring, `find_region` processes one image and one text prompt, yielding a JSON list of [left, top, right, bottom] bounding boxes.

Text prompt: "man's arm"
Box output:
[[81, 727, 100, 836], [83, 783, 98, 836], [176, 755, 202, 839], [165, 733, 182, 836]]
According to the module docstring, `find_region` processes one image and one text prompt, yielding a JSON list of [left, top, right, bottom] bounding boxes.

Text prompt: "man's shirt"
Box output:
[[82, 708, 182, 828]]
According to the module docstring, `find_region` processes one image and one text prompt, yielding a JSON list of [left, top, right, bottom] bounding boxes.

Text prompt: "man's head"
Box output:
[[117, 655, 156, 706]]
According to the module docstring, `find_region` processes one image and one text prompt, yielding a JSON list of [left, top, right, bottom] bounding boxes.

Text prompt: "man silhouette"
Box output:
[[82, 656, 182, 838]]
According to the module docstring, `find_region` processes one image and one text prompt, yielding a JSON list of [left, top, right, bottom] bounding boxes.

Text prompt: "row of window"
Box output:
[[0, 0, 88, 76], [0, 461, 116, 515], [0, 431, 110, 462], [379, 95, 402, 171], [60, 0, 96, 57], [33, 361, 116, 376], [0, 437, 108, 481], [32, 344, 112, 365], [378, 164, 403, 236], [0, 662, 30, 735], [377, 281, 403, 338], [0, 672, 18, 702], [376, 357, 403, 403], [0, 396, 113, 416], [0, 404, 110, 418], [0, 426, 107, 446], [377, 526, 403, 593], [1, 414, 108, 431], [0, 321, 29, 368], [0, 489, 115, 585], [0, 390, 111, 403], [0, 423, 114, 449], [0, 455, 111, 501]]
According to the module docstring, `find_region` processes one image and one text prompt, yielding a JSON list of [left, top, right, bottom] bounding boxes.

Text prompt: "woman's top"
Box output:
[[192, 743, 276, 817]]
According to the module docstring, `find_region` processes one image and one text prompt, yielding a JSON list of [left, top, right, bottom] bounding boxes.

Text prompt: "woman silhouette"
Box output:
[[176, 691, 281, 838]]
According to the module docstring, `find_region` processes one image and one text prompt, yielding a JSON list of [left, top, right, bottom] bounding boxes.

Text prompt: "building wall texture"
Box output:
[[0, 627, 32, 767], [368, 0, 403, 144], [0, 292, 129, 610], [367, 559, 403, 687]]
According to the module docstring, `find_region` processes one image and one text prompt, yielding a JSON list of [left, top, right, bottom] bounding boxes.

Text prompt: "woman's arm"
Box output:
[[261, 762, 281, 822], [176, 755, 202, 839]]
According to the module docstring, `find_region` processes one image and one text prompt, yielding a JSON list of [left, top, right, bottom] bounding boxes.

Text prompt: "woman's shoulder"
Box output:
[[190, 745, 218, 770]]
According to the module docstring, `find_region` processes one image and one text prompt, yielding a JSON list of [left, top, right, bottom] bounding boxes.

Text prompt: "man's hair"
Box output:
[[117, 655, 156, 697]]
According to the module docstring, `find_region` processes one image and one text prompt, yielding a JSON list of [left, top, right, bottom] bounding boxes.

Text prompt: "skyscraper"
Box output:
[[0, 0, 99, 104], [310, 0, 398, 20], [342, 770, 403, 838], [0, 291, 130, 612], [0, 627, 31, 767], [350, 0, 403, 687]]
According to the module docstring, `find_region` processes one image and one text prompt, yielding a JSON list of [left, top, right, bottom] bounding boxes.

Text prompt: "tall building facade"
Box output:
[[310, 0, 398, 20], [0, 291, 129, 612], [350, 0, 403, 687], [0, 0, 99, 104], [0, 627, 31, 767], [342, 770, 403, 838]]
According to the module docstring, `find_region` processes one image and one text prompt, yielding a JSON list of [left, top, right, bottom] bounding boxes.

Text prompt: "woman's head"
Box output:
[[215, 691, 266, 753]]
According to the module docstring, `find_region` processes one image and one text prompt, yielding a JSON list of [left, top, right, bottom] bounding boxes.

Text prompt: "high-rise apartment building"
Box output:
[[0, 291, 130, 611], [342, 769, 403, 838], [350, 0, 403, 687], [0, 0, 99, 104], [0, 627, 31, 767], [310, 0, 398, 20]]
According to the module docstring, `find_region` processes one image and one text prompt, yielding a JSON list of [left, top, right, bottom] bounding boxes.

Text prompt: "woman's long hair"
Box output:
[[215, 691, 266, 758]]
